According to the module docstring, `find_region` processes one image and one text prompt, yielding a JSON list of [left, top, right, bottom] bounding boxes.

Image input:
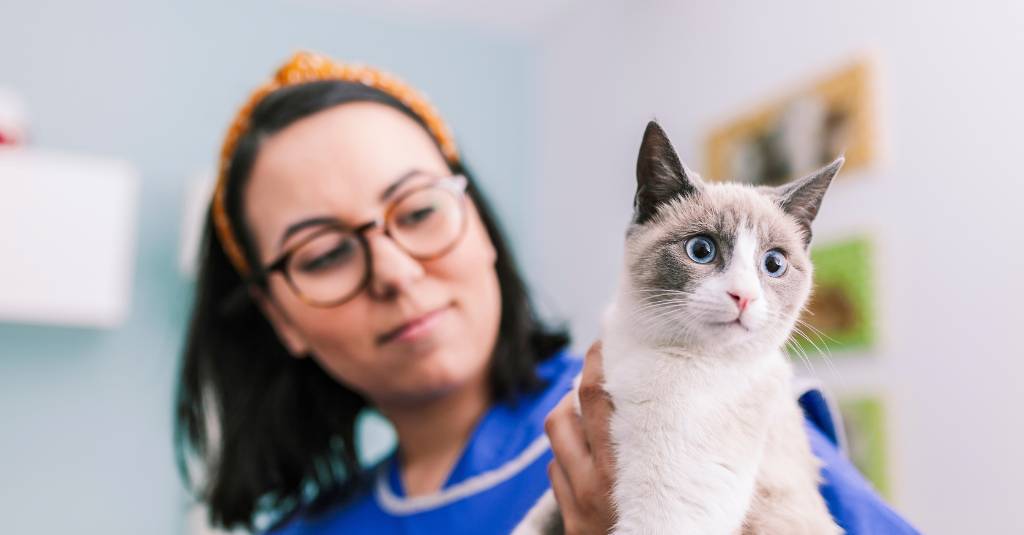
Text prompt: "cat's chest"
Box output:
[[602, 344, 789, 436]]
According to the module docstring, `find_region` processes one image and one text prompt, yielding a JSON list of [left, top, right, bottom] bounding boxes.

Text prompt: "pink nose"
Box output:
[[728, 291, 754, 312]]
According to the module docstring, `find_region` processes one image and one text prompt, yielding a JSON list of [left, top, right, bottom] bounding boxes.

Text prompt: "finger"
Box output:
[[580, 340, 604, 390], [548, 459, 581, 533], [545, 394, 592, 491], [579, 341, 615, 473]]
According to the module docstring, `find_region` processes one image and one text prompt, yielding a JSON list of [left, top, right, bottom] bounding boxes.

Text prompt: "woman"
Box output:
[[175, 51, 918, 534]]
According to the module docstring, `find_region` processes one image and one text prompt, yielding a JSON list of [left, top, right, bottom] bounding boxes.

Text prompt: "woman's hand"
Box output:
[[544, 341, 617, 534]]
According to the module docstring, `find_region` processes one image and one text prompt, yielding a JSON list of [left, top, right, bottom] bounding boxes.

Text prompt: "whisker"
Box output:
[[785, 339, 815, 376], [794, 319, 844, 387]]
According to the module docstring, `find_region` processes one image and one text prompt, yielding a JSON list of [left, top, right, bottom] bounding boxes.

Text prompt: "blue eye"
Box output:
[[685, 236, 716, 264], [762, 250, 788, 277]]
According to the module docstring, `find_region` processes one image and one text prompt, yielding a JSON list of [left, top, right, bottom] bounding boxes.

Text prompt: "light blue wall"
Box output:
[[0, 1, 534, 533]]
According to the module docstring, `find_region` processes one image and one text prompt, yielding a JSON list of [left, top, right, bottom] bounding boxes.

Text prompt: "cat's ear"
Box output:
[[774, 157, 844, 247], [634, 121, 701, 225]]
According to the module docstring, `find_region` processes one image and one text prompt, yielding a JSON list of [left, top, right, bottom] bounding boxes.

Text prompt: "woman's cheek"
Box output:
[[446, 231, 502, 367], [301, 307, 385, 381]]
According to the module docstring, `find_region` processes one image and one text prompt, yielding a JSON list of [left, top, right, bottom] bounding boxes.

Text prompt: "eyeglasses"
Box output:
[[253, 174, 469, 307]]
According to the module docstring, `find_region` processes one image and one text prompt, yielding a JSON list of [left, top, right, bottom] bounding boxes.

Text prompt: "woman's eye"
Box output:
[[685, 235, 716, 264], [300, 241, 355, 272], [395, 205, 437, 227], [762, 250, 788, 277]]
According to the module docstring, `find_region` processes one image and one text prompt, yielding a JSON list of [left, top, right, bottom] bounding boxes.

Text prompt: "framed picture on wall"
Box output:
[[703, 59, 877, 186], [789, 236, 877, 356], [839, 394, 891, 498]]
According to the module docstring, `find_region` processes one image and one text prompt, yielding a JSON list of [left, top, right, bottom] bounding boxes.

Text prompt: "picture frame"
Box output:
[[704, 59, 877, 186]]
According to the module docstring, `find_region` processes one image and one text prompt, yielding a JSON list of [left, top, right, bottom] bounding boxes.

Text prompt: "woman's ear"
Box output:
[[249, 286, 312, 358]]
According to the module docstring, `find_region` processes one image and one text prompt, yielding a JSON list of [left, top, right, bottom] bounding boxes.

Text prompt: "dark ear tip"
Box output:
[[644, 120, 665, 137]]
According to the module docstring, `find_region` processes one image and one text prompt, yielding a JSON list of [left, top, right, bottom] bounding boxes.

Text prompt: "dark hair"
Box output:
[[174, 80, 569, 531]]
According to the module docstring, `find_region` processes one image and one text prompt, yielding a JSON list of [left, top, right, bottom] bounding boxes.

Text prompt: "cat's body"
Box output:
[[601, 307, 835, 534], [513, 122, 843, 535]]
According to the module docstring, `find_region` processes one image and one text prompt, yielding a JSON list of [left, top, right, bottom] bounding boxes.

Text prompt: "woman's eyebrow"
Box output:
[[279, 216, 339, 248], [379, 169, 425, 201], [277, 170, 428, 248]]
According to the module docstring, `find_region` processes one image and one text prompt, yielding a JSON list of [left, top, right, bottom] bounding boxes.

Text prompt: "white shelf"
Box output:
[[0, 147, 140, 328]]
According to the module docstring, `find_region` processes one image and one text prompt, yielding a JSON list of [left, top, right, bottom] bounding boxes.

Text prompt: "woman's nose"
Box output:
[[366, 233, 426, 300]]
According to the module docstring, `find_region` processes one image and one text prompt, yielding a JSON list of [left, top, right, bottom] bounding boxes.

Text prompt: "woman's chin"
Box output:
[[391, 352, 488, 403]]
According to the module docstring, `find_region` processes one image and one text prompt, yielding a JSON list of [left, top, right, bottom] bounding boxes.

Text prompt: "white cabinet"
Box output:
[[0, 147, 140, 327]]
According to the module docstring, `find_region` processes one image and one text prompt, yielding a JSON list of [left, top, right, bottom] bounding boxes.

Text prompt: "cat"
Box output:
[[514, 121, 843, 535]]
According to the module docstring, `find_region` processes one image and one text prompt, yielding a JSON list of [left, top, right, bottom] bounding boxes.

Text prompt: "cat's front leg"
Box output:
[[740, 403, 843, 535], [609, 437, 763, 535], [610, 473, 759, 534]]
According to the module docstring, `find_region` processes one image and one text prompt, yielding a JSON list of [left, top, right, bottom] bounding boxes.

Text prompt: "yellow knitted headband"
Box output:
[[212, 50, 460, 278]]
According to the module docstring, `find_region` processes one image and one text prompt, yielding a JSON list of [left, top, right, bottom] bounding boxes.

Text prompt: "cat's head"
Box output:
[[623, 121, 842, 356]]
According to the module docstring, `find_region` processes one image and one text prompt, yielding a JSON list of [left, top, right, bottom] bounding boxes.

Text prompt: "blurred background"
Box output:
[[1, 1, 1021, 534]]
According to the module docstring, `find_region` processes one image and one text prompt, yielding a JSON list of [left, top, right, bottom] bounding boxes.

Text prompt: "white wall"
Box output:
[[525, 2, 1024, 533]]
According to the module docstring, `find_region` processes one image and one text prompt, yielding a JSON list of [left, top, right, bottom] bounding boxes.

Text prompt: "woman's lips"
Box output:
[[378, 305, 452, 345]]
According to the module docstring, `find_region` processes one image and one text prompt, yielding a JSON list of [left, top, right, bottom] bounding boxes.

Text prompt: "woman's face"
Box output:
[[243, 102, 501, 407]]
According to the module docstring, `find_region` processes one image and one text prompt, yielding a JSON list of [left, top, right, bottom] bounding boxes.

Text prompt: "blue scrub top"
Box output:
[[269, 350, 919, 534]]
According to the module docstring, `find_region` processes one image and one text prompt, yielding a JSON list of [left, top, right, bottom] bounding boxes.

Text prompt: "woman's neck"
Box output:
[[377, 373, 491, 497]]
